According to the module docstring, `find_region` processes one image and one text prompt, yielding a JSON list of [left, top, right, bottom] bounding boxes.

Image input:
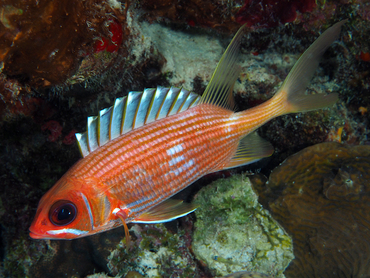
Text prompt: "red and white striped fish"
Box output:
[[29, 21, 345, 240]]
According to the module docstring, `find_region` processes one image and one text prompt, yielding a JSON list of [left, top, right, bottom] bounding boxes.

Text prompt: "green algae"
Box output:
[[3, 236, 49, 278], [107, 223, 199, 277], [192, 174, 294, 277]]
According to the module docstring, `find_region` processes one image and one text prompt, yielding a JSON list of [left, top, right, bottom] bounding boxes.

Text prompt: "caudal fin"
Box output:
[[277, 20, 346, 114]]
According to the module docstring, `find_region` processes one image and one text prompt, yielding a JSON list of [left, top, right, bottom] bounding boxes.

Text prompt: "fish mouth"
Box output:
[[29, 231, 46, 239], [29, 230, 56, 240], [29, 226, 48, 239]]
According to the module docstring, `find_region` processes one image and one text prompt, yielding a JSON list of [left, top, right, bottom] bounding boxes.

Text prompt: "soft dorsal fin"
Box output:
[[76, 87, 201, 157], [199, 24, 246, 110]]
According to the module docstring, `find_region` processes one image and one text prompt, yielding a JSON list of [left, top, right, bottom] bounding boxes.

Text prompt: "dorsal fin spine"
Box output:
[[156, 87, 170, 120], [167, 88, 181, 116], [120, 96, 128, 135], [135, 89, 151, 128], [160, 87, 178, 118], [99, 107, 112, 146], [176, 90, 190, 113], [180, 93, 199, 112], [131, 91, 144, 129], [153, 87, 169, 121], [111, 97, 125, 140], [87, 116, 98, 152], [144, 88, 156, 124], [147, 87, 167, 123], [75, 133, 89, 157], [189, 93, 201, 109], [166, 88, 180, 116], [125, 91, 142, 133]]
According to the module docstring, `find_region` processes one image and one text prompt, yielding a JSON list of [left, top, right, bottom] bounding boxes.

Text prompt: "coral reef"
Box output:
[[0, 0, 132, 122], [136, 0, 240, 32], [27, 230, 124, 277], [192, 174, 294, 277], [0, 0, 129, 88], [253, 142, 370, 278], [236, 0, 316, 28], [41, 120, 63, 142], [86, 270, 144, 278], [0, 74, 34, 121], [107, 221, 205, 277], [222, 272, 273, 278], [137, 0, 317, 32]]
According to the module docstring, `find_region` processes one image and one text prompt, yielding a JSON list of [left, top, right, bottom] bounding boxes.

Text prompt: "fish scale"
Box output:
[[79, 108, 230, 177], [29, 21, 345, 240]]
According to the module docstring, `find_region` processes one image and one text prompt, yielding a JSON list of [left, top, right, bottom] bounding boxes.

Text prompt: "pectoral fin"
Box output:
[[132, 199, 198, 223]]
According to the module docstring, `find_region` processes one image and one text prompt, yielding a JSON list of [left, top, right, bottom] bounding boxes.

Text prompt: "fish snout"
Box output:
[[29, 229, 46, 239], [29, 223, 46, 239], [29, 213, 50, 239]]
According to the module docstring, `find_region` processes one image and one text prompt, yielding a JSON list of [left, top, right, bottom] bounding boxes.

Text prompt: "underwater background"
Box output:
[[1, 0, 370, 277]]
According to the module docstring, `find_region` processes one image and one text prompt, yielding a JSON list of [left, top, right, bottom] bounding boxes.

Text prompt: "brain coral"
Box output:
[[254, 142, 370, 278]]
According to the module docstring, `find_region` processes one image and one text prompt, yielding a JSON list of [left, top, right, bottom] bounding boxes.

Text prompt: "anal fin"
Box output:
[[223, 132, 274, 170], [132, 199, 198, 224]]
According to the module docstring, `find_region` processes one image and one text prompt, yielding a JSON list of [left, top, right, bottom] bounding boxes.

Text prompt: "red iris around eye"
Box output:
[[49, 200, 77, 226]]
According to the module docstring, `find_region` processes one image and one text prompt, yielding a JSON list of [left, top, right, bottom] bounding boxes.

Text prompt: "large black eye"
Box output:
[[49, 200, 77, 226]]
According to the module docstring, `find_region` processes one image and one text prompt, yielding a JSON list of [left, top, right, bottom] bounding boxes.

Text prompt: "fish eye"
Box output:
[[49, 200, 77, 226]]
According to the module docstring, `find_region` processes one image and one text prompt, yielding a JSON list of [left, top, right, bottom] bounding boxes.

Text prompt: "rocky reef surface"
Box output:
[[253, 142, 370, 278], [192, 175, 293, 277]]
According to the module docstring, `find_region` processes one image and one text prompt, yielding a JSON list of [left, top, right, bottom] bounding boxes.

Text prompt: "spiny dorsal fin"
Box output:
[[199, 24, 246, 110], [76, 87, 200, 157], [223, 132, 274, 170]]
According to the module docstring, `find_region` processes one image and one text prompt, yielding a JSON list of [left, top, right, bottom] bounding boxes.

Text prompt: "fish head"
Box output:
[[29, 176, 97, 240]]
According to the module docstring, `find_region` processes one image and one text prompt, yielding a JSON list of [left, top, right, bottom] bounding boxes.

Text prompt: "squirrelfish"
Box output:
[[29, 21, 345, 240]]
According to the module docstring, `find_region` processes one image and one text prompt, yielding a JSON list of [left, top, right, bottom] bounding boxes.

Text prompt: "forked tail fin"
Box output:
[[223, 21, 347, 170], [276, 20, 346, 114]]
